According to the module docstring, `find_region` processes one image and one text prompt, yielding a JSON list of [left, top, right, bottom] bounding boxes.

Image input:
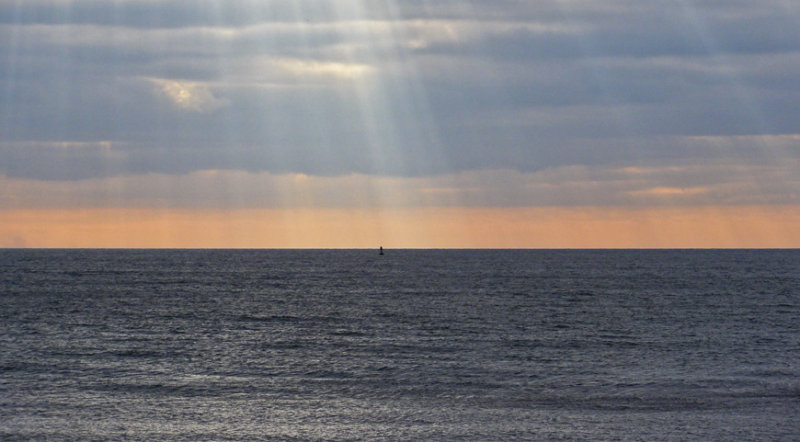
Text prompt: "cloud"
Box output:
[[271, 58, 373, 79], [2, 149, 798, 210], [1, 1, 799, 248], [149, 78, 228, 112], [0, 0, 798, 217]]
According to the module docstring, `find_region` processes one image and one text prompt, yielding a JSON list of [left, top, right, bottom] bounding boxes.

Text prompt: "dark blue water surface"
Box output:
[[1, 249, 799, 440]]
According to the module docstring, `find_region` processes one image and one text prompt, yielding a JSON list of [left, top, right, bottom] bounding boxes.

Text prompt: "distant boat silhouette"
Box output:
[[379, 246, 384, 255]]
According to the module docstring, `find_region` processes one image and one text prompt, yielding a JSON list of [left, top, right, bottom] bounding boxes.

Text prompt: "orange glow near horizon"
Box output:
[[2, 206, 799, 249]]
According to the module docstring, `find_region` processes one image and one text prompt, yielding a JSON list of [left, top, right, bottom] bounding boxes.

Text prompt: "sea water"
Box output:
[[1, 249, 798, 440]]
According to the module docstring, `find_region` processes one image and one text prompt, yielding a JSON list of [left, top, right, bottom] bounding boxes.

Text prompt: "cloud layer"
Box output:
[[1, 0, 799, 211]]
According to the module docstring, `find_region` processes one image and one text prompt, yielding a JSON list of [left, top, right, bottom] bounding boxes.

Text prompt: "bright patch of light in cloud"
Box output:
[[271, 58, 373, 79], [149, 78, 228, 112]]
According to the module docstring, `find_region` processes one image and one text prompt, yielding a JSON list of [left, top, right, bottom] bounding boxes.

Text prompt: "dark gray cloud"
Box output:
[[0, 1, 344, 28], [1, 0, 798, 192]]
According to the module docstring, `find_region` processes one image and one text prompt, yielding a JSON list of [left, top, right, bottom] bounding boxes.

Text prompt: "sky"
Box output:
[[1, 0, 799, 248]]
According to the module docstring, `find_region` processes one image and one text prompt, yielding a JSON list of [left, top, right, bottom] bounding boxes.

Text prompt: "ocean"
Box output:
[[1, 249, 798, 440]]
